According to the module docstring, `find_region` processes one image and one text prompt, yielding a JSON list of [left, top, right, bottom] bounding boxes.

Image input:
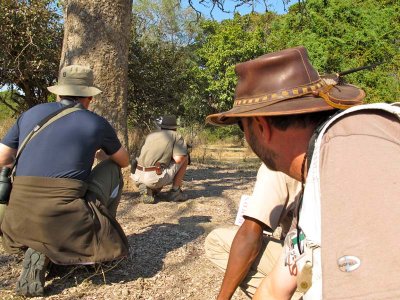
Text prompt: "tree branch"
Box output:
[[185, 0, 292, 19]]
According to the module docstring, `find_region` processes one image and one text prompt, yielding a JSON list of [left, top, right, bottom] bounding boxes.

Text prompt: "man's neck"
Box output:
[[60, 98, 76, 106], [59, 97, 85, 109], [284, 126, 317, 182]]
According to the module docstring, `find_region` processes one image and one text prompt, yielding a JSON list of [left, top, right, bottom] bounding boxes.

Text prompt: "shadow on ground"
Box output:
[[0, 163, 257, 298], [45, 215, 211, 296]]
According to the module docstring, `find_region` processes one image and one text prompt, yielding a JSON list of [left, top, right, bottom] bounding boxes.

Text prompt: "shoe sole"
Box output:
[[15, 248, 48, 297]]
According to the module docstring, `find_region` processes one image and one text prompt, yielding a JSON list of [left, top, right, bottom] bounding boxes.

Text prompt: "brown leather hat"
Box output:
[[206, 46, 365, 126]]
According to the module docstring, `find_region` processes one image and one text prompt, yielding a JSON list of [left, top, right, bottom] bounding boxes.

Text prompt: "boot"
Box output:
[[138, 184, 155, 204], [168, 187, 188, 202], [15, 248, 49, 297]]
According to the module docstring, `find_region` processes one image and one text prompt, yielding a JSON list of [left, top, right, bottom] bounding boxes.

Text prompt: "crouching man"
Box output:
[[0, 65, 130, 297], [131, 115, 188, 203]]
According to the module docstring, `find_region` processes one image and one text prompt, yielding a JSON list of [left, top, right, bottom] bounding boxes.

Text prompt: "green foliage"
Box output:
[[0, 91, 15, 121], [192, 13, 278, 117], [267, 0, 400, 103], [128, 0, 399, 136], [0, 0, 63, 113], [202, 125, 244, 144], [127, 0, 201, 129], [1, 0, 398, 134]]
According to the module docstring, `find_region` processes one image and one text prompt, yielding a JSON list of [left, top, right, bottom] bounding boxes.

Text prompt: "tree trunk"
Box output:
[[60, 0, 132, 148]]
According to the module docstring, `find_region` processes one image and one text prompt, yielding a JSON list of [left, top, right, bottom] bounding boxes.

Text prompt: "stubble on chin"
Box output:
[[247, 127, 278, 171]]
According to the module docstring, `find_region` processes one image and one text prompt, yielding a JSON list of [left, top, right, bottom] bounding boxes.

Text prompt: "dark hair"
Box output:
[[266, 110, 338, 131]]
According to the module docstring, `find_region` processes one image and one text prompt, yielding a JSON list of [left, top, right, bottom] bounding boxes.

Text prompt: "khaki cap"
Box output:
[[47, 65, 102, 97]]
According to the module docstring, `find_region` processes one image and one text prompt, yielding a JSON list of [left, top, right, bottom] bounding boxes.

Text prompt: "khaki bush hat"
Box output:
[[157, 115, 178, 129], [206, 46, 365, 126], [47, 65, 102, 97]]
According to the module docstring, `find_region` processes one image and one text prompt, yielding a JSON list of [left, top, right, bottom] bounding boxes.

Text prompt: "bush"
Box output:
[[0, 91, 15, 122]]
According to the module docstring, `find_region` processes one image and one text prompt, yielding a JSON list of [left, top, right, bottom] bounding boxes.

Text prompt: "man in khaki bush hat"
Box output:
[[0, 65, 130, 297], [206, 46, 400, 299]]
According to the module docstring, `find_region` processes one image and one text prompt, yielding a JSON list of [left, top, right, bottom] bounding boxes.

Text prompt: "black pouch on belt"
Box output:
[[131, 158, 138, 174]]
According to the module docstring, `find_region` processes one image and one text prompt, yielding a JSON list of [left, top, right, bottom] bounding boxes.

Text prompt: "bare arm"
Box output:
[[0, 143, 17, 168], [108, 146, 130, 168], [172, 155, 187, 164], [173, 154, 187, 164], [217, 218, 264, 300], [253, 250, 298, 300]]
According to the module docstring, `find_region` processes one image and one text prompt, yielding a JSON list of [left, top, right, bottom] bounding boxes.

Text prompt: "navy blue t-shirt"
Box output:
[[1, 102, 121, 181]]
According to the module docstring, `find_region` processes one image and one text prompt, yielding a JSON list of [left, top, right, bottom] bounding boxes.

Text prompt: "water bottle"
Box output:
[[0, 167, 12, 229]]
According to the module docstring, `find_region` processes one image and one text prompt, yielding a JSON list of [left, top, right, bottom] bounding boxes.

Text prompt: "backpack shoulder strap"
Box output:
[[11, 105, 82, 174], [17, 106, 81, 155]]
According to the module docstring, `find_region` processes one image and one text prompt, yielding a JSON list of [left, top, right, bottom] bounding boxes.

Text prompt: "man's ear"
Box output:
[[81, 97, 92, 109], [254, 116, 272, 142]]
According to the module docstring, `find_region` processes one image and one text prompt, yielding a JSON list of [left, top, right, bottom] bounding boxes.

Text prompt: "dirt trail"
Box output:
[[0, 162, 259, 300]]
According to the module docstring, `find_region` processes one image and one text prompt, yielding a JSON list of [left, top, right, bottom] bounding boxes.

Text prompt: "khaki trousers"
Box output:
[[131, 161, 182, 190], [204, 226, 283, 298]]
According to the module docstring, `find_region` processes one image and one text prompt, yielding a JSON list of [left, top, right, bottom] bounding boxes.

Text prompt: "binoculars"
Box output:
[[0, 167, 12, 229], [0, 167, 12, 204]]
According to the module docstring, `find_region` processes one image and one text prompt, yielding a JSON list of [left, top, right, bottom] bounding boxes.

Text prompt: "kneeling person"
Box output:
[[0, 65, 130, 297], [205, 164, 300, 299], [131, 115, 188, 203]]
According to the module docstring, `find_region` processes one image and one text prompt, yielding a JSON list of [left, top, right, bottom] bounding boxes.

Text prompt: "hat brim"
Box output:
[[206, 84, 365, 126], [160, 125, 178, 129], [47, 85, 102, 97]]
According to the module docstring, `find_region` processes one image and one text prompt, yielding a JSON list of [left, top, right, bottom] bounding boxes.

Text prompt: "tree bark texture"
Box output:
[[60, 0, 132, 148]]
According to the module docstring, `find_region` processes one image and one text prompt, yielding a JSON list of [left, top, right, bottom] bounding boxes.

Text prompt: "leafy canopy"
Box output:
[[266, 0, 399, 103], [0, 0, 63, 113]]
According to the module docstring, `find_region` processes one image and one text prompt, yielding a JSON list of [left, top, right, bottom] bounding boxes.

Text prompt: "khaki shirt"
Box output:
[[244, 164, 301, 236], [138, 129, 187, 167]]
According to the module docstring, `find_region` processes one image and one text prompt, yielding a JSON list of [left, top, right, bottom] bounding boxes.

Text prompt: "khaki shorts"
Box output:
[[131, 161, 182, 189]]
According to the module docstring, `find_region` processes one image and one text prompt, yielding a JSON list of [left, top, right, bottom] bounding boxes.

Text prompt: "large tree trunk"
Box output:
[[60, 0, 132, 148]]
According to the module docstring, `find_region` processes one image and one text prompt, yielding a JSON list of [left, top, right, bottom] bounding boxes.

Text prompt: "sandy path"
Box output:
[[0, 163, 258, 300]]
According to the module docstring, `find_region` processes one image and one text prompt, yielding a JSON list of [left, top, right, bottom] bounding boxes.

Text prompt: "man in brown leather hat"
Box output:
[[206, 46, 400, 299]]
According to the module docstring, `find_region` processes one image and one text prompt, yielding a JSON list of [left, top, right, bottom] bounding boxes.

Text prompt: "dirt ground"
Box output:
[[0, 161, 261, 300]]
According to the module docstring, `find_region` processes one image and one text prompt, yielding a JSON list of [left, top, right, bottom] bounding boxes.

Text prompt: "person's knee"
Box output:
[[103, 159, 121, 172], [204, 228, 225, 257], [94, 159, 121, 175]]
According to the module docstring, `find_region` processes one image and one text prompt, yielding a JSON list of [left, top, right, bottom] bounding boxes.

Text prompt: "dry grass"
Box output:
[[190, 144, 260, 169]]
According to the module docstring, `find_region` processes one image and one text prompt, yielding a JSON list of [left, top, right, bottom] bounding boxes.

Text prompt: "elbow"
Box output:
[[120, 158, 130, 168], [173, 155, 188, 165]]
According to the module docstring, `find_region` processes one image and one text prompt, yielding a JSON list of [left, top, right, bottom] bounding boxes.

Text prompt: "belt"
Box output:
[[136, 165, 158, 172]]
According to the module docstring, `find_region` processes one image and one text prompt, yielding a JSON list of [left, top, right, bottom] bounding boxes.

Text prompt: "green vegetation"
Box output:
[[1, 0, 399, 130], [127, 0, 200, 129], [266, 0, 400, 103], [0, 91, 15, 121], [0, 0, 62, 113]]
